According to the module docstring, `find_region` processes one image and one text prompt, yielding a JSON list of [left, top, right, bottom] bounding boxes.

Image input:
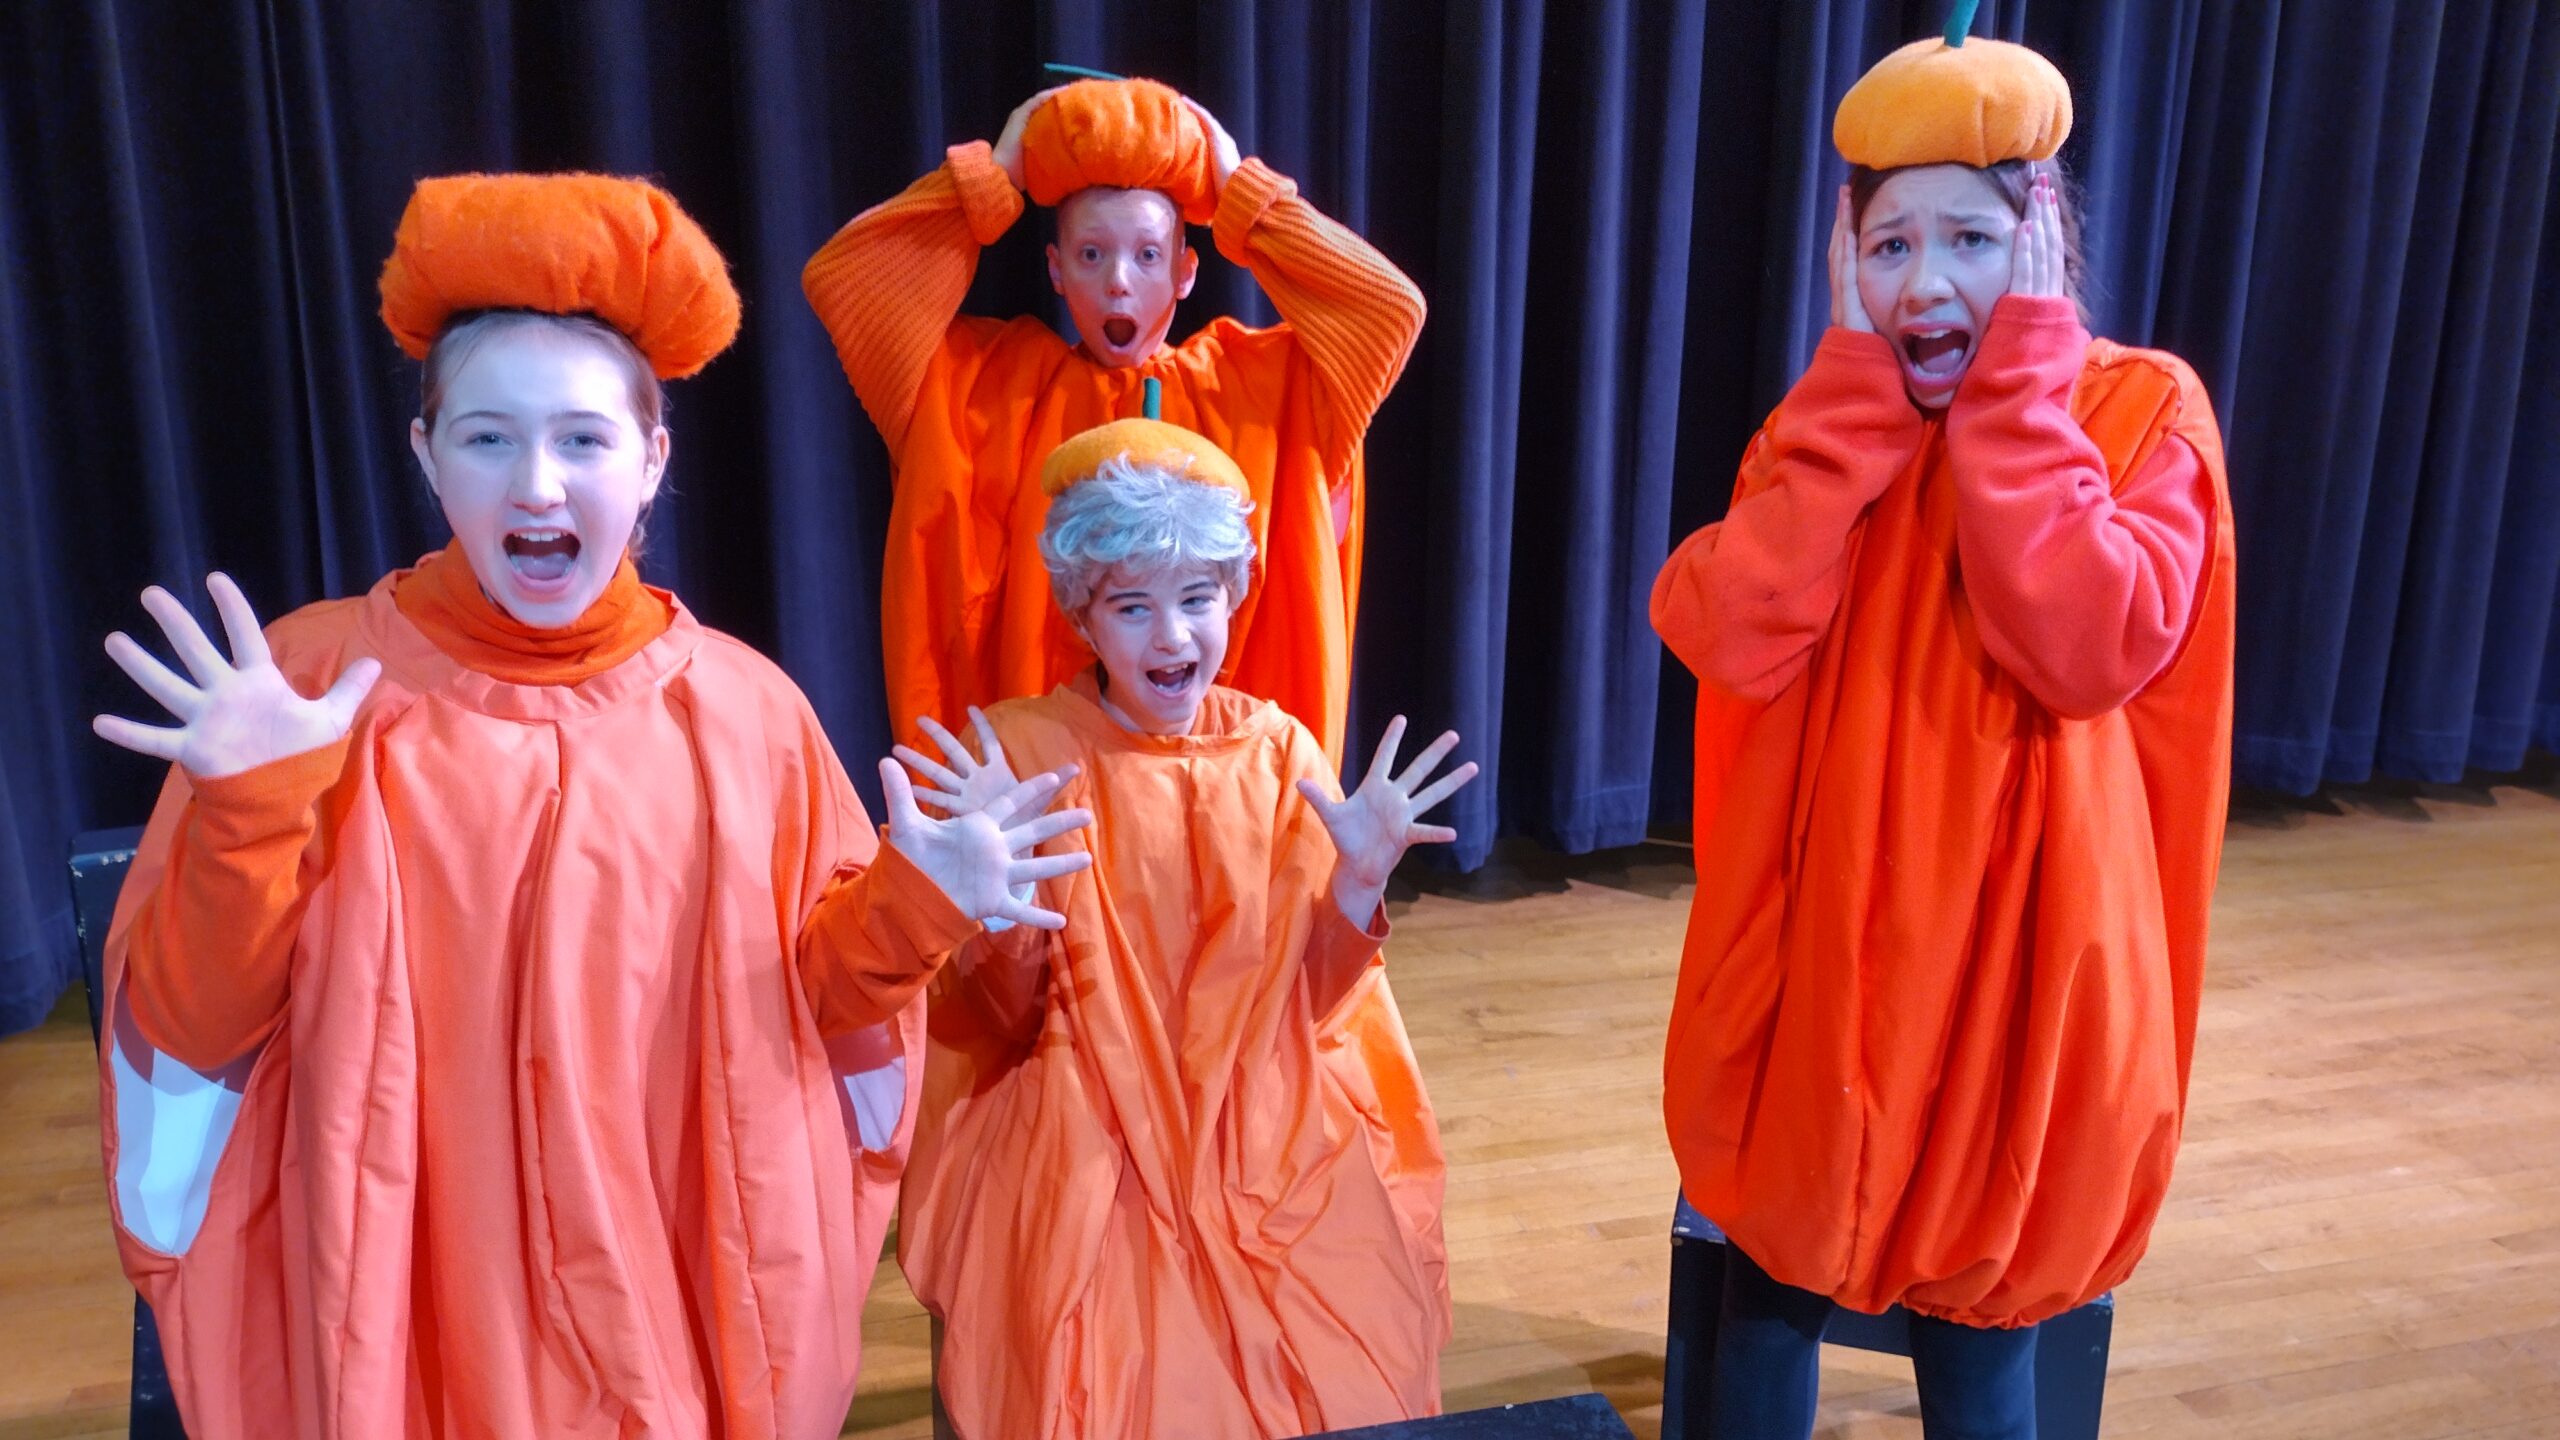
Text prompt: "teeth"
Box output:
[[515, 528, 567, 541]]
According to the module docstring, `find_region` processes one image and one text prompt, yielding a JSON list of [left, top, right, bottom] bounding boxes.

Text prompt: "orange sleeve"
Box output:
[[121, 738, 349, 1070], [1946, 296, 2217, 719], [1211, 157, 1426, 474], [802, 141, 1025, 453], [1302, 900, 1390, 1018], [797, 840, 983, 1037], [1649, 329, 1924, 699]]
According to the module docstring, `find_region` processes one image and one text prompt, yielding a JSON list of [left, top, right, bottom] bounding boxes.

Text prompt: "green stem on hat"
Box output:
[[1143, 377, 1162, 420], [1043, 62, 1124, 81], [1943, 0, 1980, 46]]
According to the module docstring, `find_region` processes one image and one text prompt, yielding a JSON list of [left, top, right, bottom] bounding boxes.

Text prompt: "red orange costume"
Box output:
[[98, 176, 965, 1437], [802, 78, 1424, 760], [1652, 34, 2235, 1329]]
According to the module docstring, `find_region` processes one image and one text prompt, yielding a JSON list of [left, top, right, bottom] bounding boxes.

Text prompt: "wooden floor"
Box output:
[[4, 762, 2557, 1439]]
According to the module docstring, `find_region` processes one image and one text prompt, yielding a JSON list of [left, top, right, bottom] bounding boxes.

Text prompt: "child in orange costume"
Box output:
[[803, 76, 1425, 762], [888, 418, 1474, 1438], [89, 174, 1092, 1440], [1651, 10, 2234, 1437]]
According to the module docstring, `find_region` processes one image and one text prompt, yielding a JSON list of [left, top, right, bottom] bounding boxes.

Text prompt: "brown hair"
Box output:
[[416, 309, 670, 554], [1847, 157, 2091, 322]]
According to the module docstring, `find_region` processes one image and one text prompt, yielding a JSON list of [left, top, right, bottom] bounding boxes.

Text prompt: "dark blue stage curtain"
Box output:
[[2, 1, 2554, 1033]]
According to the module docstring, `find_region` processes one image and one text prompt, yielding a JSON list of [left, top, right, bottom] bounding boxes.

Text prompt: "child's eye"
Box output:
[[1141, 247, 1161, 264], [1081, 246, 1102, 263], [561, 432, 606, 450], [1869, 237, 1907, 259], [464, 431, 508, 447], [1182, 595, 1212, 611], [1957, 230, 1993, 248]]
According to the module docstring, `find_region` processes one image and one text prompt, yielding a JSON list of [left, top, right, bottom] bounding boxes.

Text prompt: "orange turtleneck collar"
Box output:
[[393, 540, 674, 686]]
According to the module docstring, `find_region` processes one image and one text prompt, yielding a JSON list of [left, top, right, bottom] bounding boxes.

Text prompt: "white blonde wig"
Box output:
[[1038, 454, 1257, 615]]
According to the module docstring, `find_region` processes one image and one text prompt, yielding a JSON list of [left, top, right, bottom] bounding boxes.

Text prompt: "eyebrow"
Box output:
[[1943, 211, 2008, 227], [447, 409, 622, 426]]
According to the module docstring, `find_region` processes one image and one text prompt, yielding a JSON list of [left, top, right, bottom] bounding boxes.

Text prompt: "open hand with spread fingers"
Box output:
[[94, 573, 381, 780], [878, 758, 1092, 931], [1298, 716, 1479, 925]]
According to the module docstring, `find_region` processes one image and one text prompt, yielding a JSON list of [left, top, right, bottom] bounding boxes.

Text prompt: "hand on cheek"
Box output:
[[2008, 166, 2066, 300]]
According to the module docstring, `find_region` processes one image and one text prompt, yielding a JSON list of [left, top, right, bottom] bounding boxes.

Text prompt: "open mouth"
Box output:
[[1900, 326, 1973, 385], [1144, 661, 1197, 697], [502, 528, 581, 590], [1100, 316, 1139, 349]]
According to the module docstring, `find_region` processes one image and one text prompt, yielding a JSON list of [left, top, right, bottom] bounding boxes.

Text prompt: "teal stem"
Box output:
[[1944, 0, 1980, 46], [1042, 62, 1124, 81], [1142, 377, 1162, 420]]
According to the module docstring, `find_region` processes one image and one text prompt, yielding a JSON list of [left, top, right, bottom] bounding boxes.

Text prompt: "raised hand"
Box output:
[[893, 708, 1020, 818], [2008, 163, 2066, 299], [877, 758, 1093, 930], [991, 86, 1069, 189], [1181, 97, 1243, 190], [93, 573, 380, 779], [1829, 185, 1877, 334], [1297, 716, 1479, 924]]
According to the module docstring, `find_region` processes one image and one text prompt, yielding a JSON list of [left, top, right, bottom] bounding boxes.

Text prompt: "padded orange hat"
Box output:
[[1019, 77, 1220, 225], [1833, 0, 2072, 170], [378, 173, 741, 379], [1040, 379, 1249, 498]]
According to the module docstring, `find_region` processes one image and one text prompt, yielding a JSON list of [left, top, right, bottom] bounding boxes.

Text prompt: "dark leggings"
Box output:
[[1708, 1246, 2039, 1440]]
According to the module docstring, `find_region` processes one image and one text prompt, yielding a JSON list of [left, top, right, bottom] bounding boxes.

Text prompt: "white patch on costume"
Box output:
[[109, 1002, 252, 1256]]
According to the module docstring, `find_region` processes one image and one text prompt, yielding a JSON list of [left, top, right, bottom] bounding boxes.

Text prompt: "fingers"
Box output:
[[1408, 824, 1459, 847], [916, 715, 978, 772], [912, 789, 966, 812], [141, 585, 229, 683], [92, 713, 187, 761], [318, 657, 382, 729], [1393, 730, 1461, 791], [893, 742, 968, 795], [969, 706, 1004, 767], [877, 757, 923, 827], [1295, 776, 1342, 814], [985, 765, 1079, 825], [205, 572, 273, 671], [103, 631, 203, 721], [1405, 760, 1480, 817], [1006, 806, 1094, 850], [1006, 852, 1092, 884], [1364, 715, 1408, 790], [994, 897, 1070, 932]]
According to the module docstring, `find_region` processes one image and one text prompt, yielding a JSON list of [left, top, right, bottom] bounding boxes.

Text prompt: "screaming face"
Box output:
[[1048, 187, 1200, 370]]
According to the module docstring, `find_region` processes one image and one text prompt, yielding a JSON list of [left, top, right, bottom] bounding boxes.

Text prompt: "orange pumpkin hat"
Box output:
[[1020, 76, 1220, 225], [1833, 0, 2072, 170], [1040, 378, 1250, 499], [378, 173, 741, 379]]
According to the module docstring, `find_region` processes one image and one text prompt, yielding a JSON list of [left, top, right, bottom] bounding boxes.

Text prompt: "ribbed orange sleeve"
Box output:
[[797, 841, 983, 1037], [121, 738, 349, 1070], [1650, 330, 1925, 700], [1211, 157, 1426, 474], [802, 140, 1026, 453]]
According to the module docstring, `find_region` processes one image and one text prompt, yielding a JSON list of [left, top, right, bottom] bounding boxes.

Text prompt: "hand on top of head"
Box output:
[[878, 735, 1093, 932], [992, 87, 1071, 190], [94, 573, 381, 779], [1180, 97, 1241, 190]]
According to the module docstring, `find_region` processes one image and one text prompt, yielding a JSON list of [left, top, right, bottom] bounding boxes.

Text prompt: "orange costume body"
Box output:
[[801, 138, 1424, 759], [1651, 295, 2235, 1327], [98, 548, 976, 1437], [898, 675, 1449, 1438]]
